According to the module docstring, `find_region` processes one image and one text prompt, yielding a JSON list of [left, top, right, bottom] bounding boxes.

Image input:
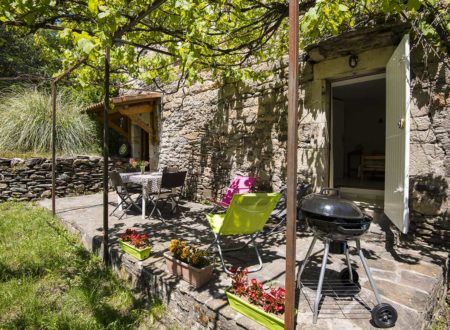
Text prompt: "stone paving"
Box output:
[[39, 193, 448, 329]]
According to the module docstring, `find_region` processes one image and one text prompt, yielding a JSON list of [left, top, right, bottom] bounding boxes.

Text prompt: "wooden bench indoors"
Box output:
[[359, 155, 385, 180]]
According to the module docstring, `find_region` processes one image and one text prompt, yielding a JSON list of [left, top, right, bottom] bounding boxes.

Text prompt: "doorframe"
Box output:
[[328, 72, 386, 196]]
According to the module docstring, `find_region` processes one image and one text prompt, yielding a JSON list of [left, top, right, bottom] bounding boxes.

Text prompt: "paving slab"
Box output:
[[39, 193, 448, 329]]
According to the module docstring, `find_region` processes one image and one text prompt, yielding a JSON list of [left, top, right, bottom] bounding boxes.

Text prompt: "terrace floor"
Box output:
[[39, 193, 448, 329]]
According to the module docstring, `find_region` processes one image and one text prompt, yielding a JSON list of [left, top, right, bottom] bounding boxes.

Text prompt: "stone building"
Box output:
[[114, 24, 449, 248]]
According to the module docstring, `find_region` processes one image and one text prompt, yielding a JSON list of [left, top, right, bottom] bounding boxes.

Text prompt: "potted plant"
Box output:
[[164, 239, 213, 288], [119, 229, 152, 260], [226, 268, 286, 330], [129, 158, 149, 174]]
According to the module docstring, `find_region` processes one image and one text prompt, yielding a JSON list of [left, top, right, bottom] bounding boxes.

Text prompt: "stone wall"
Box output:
[[156, 32, 449, 249], [158, 60, 297, 199], [408, 47, 450, 248], [0, 156, 130, 202]]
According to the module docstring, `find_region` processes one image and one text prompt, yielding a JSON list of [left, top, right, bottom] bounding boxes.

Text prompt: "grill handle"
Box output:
[[337, 225, 366, 235], [319, 188, 340, 196]]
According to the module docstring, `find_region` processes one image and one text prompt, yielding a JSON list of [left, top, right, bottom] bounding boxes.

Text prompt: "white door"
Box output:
[[384, 34, 411, 234]]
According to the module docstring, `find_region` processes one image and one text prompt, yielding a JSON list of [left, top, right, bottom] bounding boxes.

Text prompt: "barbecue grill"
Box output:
[[297, 188, 398, 328]]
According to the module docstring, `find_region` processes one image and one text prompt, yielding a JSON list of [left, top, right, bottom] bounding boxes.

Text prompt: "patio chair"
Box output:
[[207, 175, 257, 210], [207, 192, 281, 274], [109, 171, 142, 220], [148, 170, 187, 222], [163, 165, 179, 173]]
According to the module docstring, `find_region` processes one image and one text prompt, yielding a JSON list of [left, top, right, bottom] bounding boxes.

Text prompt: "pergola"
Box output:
[[1, 1, 301, 327]]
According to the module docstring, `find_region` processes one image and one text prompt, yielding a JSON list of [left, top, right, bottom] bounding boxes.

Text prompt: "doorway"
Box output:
[[331, 74, 386, 192]]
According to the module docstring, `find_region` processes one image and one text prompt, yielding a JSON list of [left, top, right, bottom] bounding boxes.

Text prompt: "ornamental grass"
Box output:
[[0, 87, 99, 155]]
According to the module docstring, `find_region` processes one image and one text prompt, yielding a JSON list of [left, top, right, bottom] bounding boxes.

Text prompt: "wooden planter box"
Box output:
[[163, 252, 213, 288], [226, 291, 284, 330], [119, 240, 152, 260]]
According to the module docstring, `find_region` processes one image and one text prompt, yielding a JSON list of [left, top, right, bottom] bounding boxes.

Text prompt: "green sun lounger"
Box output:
[[206, 192, 281, 274]]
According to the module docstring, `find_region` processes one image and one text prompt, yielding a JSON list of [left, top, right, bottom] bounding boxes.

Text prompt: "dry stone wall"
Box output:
[[0, 156, 131, 202]]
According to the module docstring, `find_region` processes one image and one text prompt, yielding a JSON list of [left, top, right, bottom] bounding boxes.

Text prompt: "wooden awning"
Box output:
[[86, 93, 162, 142], [85, 93, 162, 113]]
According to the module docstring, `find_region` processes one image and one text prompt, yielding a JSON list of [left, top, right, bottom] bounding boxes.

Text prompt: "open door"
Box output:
[[384, 34, 410, 234]]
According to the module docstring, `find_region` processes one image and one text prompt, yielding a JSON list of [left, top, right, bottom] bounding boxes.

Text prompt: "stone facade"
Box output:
[[408, 47, 450, 248], [156, 30, 449, 249], [0, 156, 131, 201], [158, 61, 292, 199]]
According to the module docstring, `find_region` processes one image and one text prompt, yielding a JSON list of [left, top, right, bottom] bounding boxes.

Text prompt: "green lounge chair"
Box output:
[[206, 193, 281, 274]]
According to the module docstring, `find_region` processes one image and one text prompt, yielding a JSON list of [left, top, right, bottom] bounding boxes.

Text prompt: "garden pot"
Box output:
[[163, 252, 213, 289], [119, 240, 152, 260], [226, 291, 284, 330]]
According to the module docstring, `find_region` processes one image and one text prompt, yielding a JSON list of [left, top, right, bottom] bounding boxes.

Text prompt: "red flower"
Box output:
[[228, 268, 286, 316], [120, 229, 150, 249]]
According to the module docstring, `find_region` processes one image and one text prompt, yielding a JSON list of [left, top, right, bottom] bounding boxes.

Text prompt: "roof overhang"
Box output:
[[304, 22, 410, 63], [85, 92, 162, 113]]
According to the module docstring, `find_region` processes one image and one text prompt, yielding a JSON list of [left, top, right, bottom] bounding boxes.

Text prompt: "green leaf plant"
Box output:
[[0, 0, 447, 94]]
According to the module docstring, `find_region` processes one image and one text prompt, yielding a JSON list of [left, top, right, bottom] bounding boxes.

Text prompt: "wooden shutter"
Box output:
[[384, 34, 411, 234]]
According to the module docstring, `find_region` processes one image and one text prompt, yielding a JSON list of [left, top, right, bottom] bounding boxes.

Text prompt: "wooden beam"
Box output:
[[149, 106, 158, 144], [95, 112, 129, 141], [285, 0, 299, 328], [109, 121, 130, 141], [118, 103, 155, 115], [112, 93, 161, 105], [109, 112, 122, 120], [128, 114, 152, 133]]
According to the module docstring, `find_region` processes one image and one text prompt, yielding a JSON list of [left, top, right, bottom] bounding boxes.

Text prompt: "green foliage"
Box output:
[[0, 26, 60, 81], [0, 202, 164, 329], [0, 87, 100, 155], [0, 0, 447, 90], [300, 0, 449, 51]]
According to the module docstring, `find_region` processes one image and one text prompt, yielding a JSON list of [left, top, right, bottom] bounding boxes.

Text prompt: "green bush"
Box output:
[[0, 87, 100, 155]]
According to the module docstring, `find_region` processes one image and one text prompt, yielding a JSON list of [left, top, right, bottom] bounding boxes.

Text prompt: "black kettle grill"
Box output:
[[297, 188, 398, 328]]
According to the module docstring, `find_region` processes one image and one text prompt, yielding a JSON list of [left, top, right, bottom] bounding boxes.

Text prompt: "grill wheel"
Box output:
[[371, 303, 398, 328]]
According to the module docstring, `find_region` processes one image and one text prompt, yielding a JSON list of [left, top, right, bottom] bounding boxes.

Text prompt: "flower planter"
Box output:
[[226, 291, 284, 330], [119, 240, 152, 260], [163, 252, 213, 289]]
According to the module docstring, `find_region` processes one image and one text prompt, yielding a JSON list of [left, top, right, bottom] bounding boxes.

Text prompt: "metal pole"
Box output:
[[103, 46, 110, 265], [285, 0, 299, 328], [51, 81, 57, 216], [2, 60, 85, 218], [50, 58, 87, 217]]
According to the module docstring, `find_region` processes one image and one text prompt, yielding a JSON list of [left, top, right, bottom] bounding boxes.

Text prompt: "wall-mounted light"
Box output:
[[349, 54, 359, 68]]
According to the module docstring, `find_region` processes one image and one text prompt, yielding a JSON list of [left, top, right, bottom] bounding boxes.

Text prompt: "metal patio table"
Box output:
[[120, 172, 162, 219]]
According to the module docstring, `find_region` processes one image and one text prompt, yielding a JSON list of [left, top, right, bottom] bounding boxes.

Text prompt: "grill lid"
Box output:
[[300, 188, 364, 220]]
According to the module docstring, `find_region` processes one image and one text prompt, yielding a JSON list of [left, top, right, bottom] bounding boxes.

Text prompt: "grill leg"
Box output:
[[297, 236, 317, 288], [313, 239, 330, 324], [356, 239, 382, 305], [344, 242, 353, 282]]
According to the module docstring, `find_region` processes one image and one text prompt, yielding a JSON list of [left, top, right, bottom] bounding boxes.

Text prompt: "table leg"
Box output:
[[142, 185, 146, 219]]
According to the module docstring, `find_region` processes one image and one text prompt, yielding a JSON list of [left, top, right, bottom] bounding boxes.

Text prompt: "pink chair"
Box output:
[[208, 175, 257, 209]]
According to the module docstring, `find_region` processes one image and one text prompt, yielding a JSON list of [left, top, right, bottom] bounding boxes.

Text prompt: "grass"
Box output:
[[432, 290, 449, 330], [0, 202, 164, 329]]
